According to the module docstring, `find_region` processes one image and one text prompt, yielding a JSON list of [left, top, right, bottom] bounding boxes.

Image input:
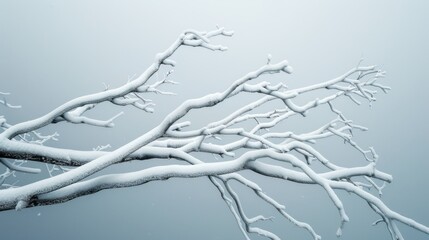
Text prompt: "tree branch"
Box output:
[[0, 27, 427, 240]]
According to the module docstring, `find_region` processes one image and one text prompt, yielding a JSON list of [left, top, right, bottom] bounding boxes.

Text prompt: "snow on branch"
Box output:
[[0, 92, 21, 109], [0, 27, 427, 240]]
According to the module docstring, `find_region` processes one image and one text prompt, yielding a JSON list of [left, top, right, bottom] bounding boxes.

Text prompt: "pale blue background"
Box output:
[[0, 1, 428, 239]]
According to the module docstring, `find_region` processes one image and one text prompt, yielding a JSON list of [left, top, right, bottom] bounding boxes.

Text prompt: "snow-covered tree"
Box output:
[[0, 27, 427, 240]]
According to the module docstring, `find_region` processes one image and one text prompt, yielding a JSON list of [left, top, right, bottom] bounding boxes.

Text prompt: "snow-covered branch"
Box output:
[[0, 27, 427, 240]]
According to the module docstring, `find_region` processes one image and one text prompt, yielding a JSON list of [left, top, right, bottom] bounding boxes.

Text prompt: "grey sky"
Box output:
[[0, 1, 428, 239]]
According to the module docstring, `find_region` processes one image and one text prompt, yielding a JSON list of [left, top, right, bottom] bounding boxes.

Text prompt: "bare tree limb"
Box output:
[[0, 27, 427, 240]]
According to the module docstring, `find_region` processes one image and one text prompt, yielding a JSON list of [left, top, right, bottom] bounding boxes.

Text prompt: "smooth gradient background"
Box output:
[[0, 1, 428, 239]]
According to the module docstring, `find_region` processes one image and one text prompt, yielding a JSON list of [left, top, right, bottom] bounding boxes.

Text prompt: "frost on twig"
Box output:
[[0, 92, 21, 109], [0, 27, 427, 240]]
